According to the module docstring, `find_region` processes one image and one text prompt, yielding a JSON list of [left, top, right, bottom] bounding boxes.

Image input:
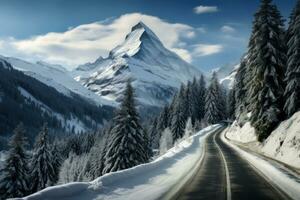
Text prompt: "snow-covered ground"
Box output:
[[15, 125, 220, 200], [225, 121, 257, 143], [221, 131, 300, 200], [225, 111, 300, 169]]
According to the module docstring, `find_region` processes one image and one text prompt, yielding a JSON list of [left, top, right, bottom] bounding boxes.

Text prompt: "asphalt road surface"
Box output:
[[171, 127, 290, 200]]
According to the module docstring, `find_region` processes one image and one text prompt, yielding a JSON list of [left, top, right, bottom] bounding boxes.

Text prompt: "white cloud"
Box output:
[[171, 48, 192, 63], [0, 13, 195, 69], [194, 6, 218, 14], [221, 25, 236, 33], [193, 44, 223, 56], [197, 27, 207, 33]]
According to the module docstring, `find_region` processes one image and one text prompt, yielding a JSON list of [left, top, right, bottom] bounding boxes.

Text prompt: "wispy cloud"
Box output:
[[0, 13, 196, 68], [193, 44, 223, 56], [221, 25, 236, 33], [194, 6, 218, 14]]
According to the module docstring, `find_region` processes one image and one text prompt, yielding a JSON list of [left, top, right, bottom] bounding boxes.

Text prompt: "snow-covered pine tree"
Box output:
[[184, 81, 193, 120], [30, 124, 56, 192], [234, 58, 248, 119], [197, 75, 206, 121], [51, 141, 62, 183], [284, 0, 300, 117], [188, 77, 200, 125], [159, 128, 173, 155], [148, 117, 160, 149], [219, 85, 228, 120], [204, 72, 224, 124], [227, 88, 236, 120], [0, 123, 29, 199], [157, 105, 170, 133], [184, 117, 193, 138], [171, 84, 187, 142], [103, 81, 149, 174], [246, 0, 286, 141]]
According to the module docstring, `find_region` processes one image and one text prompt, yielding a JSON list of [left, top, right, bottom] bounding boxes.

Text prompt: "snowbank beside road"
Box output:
[[226, 111, 300, 169], [222, 131, 300, 200], [16, 125, 221, 200], [225, 121, 257, 143], [261, 112, 300, 169]]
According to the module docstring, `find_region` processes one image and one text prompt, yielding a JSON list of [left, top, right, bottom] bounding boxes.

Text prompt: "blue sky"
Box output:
[[0, 0, 295, 71]]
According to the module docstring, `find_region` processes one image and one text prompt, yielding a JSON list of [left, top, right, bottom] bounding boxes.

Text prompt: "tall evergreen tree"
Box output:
[[246, 0, 286, 141], [30, 124, 56, 192], [103, 81, 149, 173], [227, 88, 236, 120], [284, 0, 300, 117], [171, 85, 187, 142], [188, 78, 200, 125], [234, 58, 248, 119], [157, 105, 170, 133], [0, 123, 29, 199], [197, 75, 206, 121], [51, 141, 62, 184], [205, 72, 224, 124]]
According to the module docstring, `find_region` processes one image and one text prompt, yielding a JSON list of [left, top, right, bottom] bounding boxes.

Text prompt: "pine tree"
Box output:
[[184, 117, 193, 138], [0, 123, 29, 199], [157, 105, 170, 133], [227, 88, 236, 120], [197, 75, 206, 121], [205, 72, 224, 124], [51, 141, 62, 184], [103, 81, 149, 174], [246, 0, 286, 141], [234, 58, 248, 119], [149, 117, 160, 149], [171, 85, 187, 142], [30, 124, 56, 192], [284, 0, 300, 117], [188, 78, 200, 125], [159, 128, 173, 155]]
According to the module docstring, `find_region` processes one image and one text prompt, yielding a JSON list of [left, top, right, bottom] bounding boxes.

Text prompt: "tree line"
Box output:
[[232, 0, 300, 141]]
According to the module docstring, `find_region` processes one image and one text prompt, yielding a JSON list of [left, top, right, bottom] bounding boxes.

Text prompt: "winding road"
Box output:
[[169, 127, 291, 200]]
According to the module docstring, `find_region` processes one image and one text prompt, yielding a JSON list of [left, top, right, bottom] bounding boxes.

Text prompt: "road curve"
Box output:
[[170, 127, 290, 200]]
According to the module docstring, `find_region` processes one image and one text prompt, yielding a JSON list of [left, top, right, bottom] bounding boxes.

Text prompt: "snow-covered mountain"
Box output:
[[0, 59, 114, 148], [0, 55, 115, 107], [72, 22, 202, 107], [211, 63, 239, 89]]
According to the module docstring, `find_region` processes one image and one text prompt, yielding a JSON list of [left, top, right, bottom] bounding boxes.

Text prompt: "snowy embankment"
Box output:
[[16, 125, 221, 200], [225, 112, 300, 169], [221, 131, 300, 200]]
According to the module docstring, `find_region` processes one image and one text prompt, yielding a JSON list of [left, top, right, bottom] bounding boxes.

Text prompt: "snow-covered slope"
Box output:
[[225, 111, 300, 169], [212, 63, 239, 89], [261, 111, 300, 168], [0, 55, 115, 107], [72, 22, 202, 106], [17, 125, 220, 200]]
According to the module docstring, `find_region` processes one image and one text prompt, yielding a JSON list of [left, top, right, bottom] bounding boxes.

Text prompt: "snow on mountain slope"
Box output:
[[0, 55, 115, 107], [212, 63, 239, 89], [17, 125, 221, 200], [72, 22, 202, 106]]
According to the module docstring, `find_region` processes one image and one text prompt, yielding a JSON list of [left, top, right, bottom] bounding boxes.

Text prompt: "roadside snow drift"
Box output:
[[226, 112, 300, 169], [225, 121, 257, 143], [16, 125, 220, 200], [261, 111, 300, 169]]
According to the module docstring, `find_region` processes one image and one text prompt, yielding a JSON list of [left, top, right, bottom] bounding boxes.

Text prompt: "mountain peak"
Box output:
[[110, 22, 162, 58], [131, 21, 148, 31]]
